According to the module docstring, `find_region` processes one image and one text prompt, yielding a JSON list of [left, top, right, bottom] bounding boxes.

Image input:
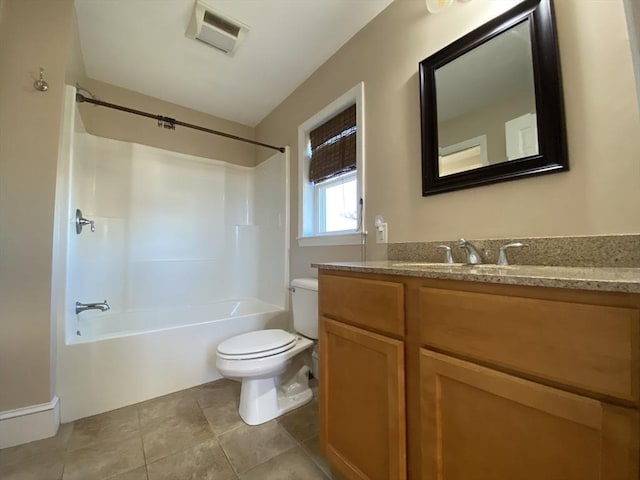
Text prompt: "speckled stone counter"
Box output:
[[387, 234, 640, 268], [312, 261, 640, 294]]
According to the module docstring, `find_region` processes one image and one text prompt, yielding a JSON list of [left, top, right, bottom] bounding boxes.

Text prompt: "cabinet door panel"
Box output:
[[420, 349, 639, 480], [419, 287, 639, 401], [320, 317, 406, 480]]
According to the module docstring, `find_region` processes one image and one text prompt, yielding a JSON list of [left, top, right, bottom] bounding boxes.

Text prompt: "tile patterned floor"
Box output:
[[0, 379, 332, 480]]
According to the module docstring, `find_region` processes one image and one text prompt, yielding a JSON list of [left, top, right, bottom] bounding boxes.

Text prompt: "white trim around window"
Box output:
[[297, 82, 365, 247]]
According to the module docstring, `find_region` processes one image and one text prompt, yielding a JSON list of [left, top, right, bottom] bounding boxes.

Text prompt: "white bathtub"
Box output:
[[56, 299, 288, 422], [72, 299, 282, 343]]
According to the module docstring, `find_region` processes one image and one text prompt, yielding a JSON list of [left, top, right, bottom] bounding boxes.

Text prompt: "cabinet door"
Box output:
[[420, 349, 638, 480], [320, 317, 406, 480]]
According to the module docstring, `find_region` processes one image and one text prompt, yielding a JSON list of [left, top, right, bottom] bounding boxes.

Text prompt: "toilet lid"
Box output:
[[217, 329, 296, 356]]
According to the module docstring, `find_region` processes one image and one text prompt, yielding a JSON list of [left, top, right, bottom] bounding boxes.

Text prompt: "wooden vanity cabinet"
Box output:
[[318, 269, 640, 480], [416, 283, 640, 480]]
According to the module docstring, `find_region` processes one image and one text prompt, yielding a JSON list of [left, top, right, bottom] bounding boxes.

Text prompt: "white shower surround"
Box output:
[[54, 86, 289, 422]]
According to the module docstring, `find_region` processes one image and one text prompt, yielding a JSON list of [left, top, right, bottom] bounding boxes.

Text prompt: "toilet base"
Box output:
[[239, 364, 312, 425]]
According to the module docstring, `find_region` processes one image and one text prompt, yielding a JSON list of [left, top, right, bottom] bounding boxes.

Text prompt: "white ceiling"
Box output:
[[75, 0, 393, 127]]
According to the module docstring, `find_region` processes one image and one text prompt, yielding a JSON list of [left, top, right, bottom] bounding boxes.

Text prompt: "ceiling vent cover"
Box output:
[[187, 1, 249, 56]]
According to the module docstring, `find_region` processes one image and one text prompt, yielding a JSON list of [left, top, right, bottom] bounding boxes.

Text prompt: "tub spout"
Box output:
[[76, 300, 110, 315]]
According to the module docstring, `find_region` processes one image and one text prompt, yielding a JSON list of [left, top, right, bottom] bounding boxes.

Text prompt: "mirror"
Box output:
[[419, 0, 567, 195]]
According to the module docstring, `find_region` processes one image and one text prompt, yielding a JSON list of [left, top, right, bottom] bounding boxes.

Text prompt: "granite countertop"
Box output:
[[312, 261, 640, 293]]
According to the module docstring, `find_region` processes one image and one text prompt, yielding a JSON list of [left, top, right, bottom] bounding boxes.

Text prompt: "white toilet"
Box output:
[[215, 278, 318, 425]]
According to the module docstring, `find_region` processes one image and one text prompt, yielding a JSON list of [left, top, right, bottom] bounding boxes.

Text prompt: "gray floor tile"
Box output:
[[107, 466, 148, 480], [239, 447, 328, 480], [192, 378, 241, 410], [1, 455, 64, 480], [202, 400, 244, 436], [218, 420, 296, 473], [301, 435, 332, 477], [68, 405, 139, 452], [0, 423, 73, 470], [0, 380, 324, 480], [137, 391, 198, 427], [146, 438, 236, 480], [62, 431, 145, 480], [278, 399, 318, 442], [141, 405, 215, 463]]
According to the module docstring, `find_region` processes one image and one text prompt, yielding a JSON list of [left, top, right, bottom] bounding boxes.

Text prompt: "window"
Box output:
[[316, 171, 357, 233], [298, 83, 365, 246]]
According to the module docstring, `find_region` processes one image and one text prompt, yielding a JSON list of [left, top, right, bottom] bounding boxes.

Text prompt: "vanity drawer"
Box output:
[[320, 274, 404, 337], [419, 287, 640, 402]]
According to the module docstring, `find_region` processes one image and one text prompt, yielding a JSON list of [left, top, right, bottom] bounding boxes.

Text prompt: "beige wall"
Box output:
[[0, 0, 74, 411], [256, 0, 640, 279], [77, 79, 257, 167]]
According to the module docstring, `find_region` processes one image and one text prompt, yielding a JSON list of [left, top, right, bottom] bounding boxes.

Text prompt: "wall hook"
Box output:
[[34, 67, 49, 92]]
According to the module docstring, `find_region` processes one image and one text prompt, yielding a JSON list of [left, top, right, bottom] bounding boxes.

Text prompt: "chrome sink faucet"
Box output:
[[456, 238, 483, 264], [436, 245, 454, 264], [497, 242, 528, 265], [76, 300, 110, 315]]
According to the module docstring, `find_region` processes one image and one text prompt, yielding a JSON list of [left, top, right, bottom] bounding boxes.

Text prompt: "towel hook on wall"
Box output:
[[34, 67, 49, 92]]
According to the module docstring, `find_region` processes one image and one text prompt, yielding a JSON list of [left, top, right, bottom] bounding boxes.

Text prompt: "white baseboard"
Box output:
[[0, 396, 60, 449]]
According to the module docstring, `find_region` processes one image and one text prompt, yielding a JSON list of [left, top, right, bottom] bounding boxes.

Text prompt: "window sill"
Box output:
[[297, 232, 366, 247]]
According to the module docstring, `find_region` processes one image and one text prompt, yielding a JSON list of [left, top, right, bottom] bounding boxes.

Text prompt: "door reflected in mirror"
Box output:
[[419, 0, 568, 196], [439, 134, 487, 176]]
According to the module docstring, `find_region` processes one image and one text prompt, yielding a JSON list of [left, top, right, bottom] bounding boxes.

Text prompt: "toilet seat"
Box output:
[[217, 329, 296, 360]]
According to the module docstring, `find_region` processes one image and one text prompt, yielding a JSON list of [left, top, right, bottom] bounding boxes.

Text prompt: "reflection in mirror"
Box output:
[[439, 135, 487, 176], [419, 0, 567, 196], [435, 20, 537, 175]]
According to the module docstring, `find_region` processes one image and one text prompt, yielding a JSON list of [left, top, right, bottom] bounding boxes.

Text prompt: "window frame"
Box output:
[[297, 83, 365, 247]]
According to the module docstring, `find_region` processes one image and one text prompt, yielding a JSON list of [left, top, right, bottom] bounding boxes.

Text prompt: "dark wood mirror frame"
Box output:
[[419, 0, 567, 196]]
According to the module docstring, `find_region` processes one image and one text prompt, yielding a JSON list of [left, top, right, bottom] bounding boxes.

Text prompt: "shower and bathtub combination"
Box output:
[[53, 86, 290, 422]]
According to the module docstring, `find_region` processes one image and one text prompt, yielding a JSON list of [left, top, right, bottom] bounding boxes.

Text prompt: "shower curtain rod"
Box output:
[[75, 93, 286, 153]]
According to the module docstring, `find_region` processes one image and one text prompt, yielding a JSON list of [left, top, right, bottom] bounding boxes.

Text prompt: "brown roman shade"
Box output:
[[308, 104, 356, 184]]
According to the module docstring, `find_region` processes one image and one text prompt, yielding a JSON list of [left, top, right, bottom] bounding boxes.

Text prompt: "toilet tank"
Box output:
[[291, 278, 318, 340]]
